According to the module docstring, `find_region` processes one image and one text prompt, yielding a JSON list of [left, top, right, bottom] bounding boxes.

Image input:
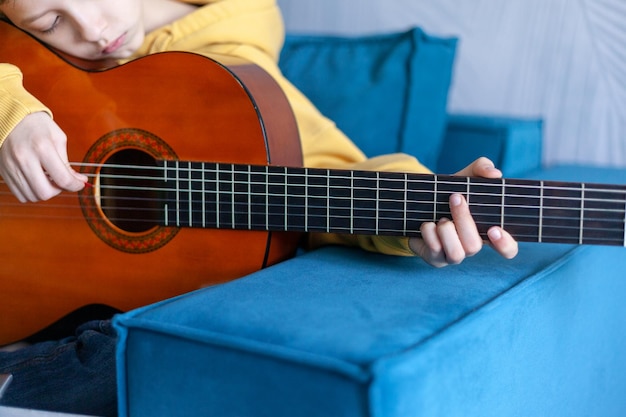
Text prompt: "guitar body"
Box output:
[[0, 22, 302, 344]]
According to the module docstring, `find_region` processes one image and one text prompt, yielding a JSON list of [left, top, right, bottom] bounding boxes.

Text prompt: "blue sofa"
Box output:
[[113, 28, 626, 416]]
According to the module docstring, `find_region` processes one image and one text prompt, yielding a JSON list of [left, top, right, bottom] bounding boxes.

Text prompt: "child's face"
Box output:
[[1, 0, 146, 60]]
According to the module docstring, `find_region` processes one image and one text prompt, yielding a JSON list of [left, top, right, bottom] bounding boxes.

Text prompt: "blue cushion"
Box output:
[[114, 207, 626, 417], [438, 114, 543, 176], [279, 28, 457, 169], [523, 163, 626, 184]]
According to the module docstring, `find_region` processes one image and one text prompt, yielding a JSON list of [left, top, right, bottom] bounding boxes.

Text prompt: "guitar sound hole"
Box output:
[[100, 149, 163, 233]]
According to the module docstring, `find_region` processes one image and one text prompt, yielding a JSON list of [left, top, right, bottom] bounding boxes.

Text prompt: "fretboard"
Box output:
[[101, 161, 626, 247]]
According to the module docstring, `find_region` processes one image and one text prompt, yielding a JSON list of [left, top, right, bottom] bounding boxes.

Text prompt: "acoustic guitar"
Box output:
[[1, 21, 625, 344]]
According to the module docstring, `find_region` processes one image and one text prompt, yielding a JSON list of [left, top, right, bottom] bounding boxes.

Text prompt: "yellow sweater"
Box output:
[[0, 0, 431, 256]]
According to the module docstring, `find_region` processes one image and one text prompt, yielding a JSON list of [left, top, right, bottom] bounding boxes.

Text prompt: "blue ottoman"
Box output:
[[114, 165, 626, 417]]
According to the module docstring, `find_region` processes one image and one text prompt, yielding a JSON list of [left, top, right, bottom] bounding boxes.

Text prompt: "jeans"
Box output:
[[0, 320, 118, 417]]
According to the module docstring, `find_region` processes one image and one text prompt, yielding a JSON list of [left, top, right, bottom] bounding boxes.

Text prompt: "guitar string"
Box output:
[[2, 176, 626, 209], [1, 193, 621, 230], [1, 168, 625, 219], [0, 209, 620, 243], [12, 169, 626, 207], [64, 161, 626, 197], [1, 181, 625, 220], [1, 161, 619, 201], [86, 172, 626, 200], [1, 164, 624, 239], [0, 187, 624, 232], [0, 204, 621, 243]]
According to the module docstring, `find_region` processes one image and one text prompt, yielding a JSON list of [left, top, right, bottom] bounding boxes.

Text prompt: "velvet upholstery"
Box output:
[[438, 114, 543, 176], [116, 213, 626, 416], [114, 27, 626, 417], [279, 28, 457, 170]]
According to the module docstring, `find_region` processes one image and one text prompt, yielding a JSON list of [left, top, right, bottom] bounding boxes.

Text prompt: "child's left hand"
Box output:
[[409, 157, 519, 267]]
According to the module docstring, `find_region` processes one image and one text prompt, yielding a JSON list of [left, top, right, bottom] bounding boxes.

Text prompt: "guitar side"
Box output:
[[0, 21, 302, 344]]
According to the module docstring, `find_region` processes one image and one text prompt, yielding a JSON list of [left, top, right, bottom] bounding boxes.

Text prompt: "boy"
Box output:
[[0, 0, 518, 415]]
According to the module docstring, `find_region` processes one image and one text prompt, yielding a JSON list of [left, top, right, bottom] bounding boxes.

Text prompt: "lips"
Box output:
[[102, 33, 126, 55]]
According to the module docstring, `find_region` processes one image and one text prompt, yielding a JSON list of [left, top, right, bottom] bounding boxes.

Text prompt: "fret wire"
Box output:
[[175, 160, 180, 227], [265, 165, 269, 231], [403, 173, 408, 235], [201, 162, 206, 228], [623, 196, 626, 247], [231, 164, 236, 229], [579, 183, 585, 244], [187, 162, 192, 227], [216, 163, 220, 229], [350, 171, 354, 234], [284, 166, 288, 231], [305, 168, 309, 232], [500, 178, 505, 229], [326, 169, 330, 233], [538, 181, 544, 243], [247, 165, 252, 230], [433, 174, 438, 221], [376, 171, 380, 235], [164, 162, 169, 227]]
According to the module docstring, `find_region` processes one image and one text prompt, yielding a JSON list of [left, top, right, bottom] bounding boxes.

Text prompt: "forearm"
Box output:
[[0, 63, 51, 148]]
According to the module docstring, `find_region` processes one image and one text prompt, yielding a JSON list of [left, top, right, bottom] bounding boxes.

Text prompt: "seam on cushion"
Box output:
[[395, 28, 418, 155], [370, 245, 586, 362], [284, 31, 412, 47], [116, 315, 372, 383]]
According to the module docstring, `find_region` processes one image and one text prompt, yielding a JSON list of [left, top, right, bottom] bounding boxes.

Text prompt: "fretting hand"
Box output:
[[409, 157, 519, 267]]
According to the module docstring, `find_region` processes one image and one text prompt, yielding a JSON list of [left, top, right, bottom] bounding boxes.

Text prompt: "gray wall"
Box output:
[[278, 0, 626, 169]]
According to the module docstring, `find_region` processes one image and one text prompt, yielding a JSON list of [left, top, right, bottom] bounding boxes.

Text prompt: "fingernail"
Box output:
[[450, 193, 463, 207], [488, 227, 502, 241]]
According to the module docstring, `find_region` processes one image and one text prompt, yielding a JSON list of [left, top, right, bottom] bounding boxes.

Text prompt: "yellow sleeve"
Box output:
[[0, 63, 51, 147]]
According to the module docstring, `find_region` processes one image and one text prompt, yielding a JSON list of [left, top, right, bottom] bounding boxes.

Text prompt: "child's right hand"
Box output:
[[0, 112, 88, 202]]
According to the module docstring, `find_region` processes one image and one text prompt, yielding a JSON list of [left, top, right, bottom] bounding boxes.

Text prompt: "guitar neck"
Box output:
[[101, 161, 626, 247]]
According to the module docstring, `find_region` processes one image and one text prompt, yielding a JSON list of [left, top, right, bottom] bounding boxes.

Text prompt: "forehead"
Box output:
[[0, 0, 59, 24]]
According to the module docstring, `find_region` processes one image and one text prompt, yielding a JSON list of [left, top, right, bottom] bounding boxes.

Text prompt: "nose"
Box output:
[[72, 8, 107, 43]]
